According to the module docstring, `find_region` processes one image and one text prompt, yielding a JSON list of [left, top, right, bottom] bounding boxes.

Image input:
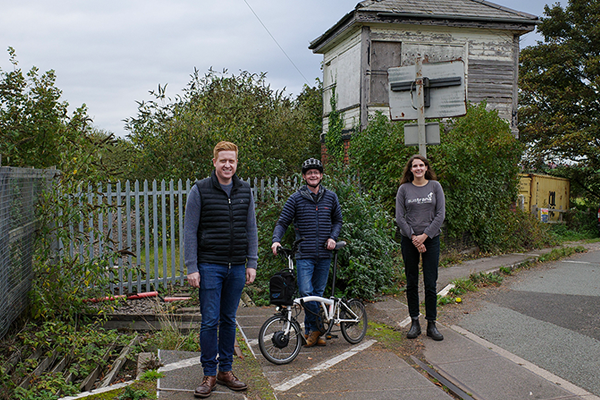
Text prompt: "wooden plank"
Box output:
[[19, 350, 58, 390], [50, 350, 72, 374], [79, 342, 117, 392], [360, 26, 372, 130], [99, 335, 140, 388]]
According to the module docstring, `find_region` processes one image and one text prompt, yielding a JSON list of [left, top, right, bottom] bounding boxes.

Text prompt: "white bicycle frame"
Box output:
[[292, 295, 360, 325], [277, 240, 359, 335]]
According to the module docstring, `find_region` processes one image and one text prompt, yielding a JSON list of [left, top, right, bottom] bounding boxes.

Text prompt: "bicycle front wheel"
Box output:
[[258, 315, 302, 365], [340, 299, 367, 344]]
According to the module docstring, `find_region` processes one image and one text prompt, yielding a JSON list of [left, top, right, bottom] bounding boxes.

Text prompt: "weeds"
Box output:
[[118, 386, 152, 400], [538, 246, 585, 262], [437, 245, 588, 306], [139, 370, 163, 382]]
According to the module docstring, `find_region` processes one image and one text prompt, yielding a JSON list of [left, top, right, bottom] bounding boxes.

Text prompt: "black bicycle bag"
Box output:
[[269, 269, 296, 305]]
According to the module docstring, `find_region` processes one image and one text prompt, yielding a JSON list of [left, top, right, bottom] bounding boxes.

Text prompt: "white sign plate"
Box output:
[[388, 60, 466, 120], [404, 123, 440, 146]]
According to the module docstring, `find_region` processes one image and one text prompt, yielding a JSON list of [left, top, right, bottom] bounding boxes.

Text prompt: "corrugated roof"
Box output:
[[355, 0, 538, 20]]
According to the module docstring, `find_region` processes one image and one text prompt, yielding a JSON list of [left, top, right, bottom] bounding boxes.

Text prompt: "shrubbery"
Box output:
[[246, 176, 403, 304], [348, 103, 556, 253], [325, 176, 403, 299], [436, 102, 528, 252]]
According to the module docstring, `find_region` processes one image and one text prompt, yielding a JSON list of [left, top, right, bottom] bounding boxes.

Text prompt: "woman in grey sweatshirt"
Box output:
[[395, 155, 445, 341]]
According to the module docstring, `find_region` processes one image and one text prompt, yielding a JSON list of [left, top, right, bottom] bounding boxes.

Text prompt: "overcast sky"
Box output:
[[1, 0, 552, 138]]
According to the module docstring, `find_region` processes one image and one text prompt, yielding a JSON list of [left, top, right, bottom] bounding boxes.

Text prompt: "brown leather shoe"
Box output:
[[216, 370, 247, 391], [194, 376, 216, 398], [305, 331, 326, 347]]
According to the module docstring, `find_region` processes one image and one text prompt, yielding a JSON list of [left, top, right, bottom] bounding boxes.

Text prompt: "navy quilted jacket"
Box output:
[[272, 185, 342, 259]]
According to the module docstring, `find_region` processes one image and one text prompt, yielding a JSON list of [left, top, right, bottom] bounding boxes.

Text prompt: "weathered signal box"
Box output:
[[309, 0, 538, 138]]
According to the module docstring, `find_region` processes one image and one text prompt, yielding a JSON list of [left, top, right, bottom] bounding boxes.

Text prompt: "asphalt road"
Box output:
[[454, 244, 600, 396]]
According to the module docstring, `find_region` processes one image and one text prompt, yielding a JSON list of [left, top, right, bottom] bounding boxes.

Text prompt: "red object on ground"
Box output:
[[127, 291, 159, 300], [85, 291, 159, 303], [84, 295, 127, 303]]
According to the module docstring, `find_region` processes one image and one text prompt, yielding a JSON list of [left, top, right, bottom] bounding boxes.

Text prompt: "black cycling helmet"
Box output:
[[302, 158, 323, 174]]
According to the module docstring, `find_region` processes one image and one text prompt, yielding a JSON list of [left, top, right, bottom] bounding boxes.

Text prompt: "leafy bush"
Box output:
[[245, 179, 298, 306], [563, 202, 598, 238], [125, 69, 322, 181], [436, 102, 531, 252], [347, 103, 556, 253], [348, 112, 413, 211], [327, 176, 403, 300]]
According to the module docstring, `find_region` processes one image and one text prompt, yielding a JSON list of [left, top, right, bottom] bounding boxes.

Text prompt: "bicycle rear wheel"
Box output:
[[340, 299, 367, 344], [258, 315, 302, 365]]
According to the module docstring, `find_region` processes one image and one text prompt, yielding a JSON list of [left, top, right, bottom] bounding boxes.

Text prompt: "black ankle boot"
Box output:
[[427, 320, 444, 341], [407, 317, 421, 339]]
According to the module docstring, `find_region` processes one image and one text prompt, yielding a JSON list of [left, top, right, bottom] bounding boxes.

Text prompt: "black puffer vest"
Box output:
[[195, 171, 251, 265]]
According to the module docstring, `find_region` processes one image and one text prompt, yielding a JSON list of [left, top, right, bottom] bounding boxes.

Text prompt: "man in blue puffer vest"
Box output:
[[271, 158, 343, 347]]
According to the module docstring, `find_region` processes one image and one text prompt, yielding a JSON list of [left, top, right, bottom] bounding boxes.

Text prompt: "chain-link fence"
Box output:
[[0, 166, 56, 339]]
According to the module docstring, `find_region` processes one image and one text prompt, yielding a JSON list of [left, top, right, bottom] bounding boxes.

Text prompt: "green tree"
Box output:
[[519, 0, 600, 199], [125, 68, 322, 181], [438, 102, 525, 251], [0, 47, 90, 170], [348, 112, 413, 211], [0, 48, 132, 321]]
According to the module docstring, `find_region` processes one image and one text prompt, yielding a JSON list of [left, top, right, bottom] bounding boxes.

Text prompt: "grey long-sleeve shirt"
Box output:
[[395, 180, 445, 239], [184, 181, 258, 275]]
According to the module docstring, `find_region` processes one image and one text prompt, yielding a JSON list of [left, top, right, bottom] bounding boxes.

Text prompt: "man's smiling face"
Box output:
[[213, 150, 237, 185]]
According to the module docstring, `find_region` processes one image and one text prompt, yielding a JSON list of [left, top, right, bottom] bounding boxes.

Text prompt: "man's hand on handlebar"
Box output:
[[325, 238, 336, 250], [271, 242, 281, 256]]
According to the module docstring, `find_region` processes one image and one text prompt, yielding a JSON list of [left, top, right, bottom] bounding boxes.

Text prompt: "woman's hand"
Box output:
[[411, 233, 428, 247]]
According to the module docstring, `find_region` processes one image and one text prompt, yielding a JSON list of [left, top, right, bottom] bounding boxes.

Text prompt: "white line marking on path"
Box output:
[[399, 316, 412, 328], [237, 320, 257, 358], [563, 260, 593, 264], [437, 283, 455, 298], [451, 325, 600, 400], [157, 356, 200, 373], [272, 339, 377, 392], [397, 283, 458, 329]]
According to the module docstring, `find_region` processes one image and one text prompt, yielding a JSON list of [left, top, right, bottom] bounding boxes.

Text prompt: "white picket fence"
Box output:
[[63, 177, 299, 294]]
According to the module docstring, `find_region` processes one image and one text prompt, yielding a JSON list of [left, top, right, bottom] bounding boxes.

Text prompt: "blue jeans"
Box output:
[[401, 235, 440, 321], [296, 258, 331, 335], [198, 263, 246, 376]]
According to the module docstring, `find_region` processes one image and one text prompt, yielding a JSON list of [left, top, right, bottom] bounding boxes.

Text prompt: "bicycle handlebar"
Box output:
[[276, 238, 346, 259]]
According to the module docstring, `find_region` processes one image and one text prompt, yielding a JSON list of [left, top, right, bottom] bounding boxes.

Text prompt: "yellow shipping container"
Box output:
[[519, 173, 570, 223]]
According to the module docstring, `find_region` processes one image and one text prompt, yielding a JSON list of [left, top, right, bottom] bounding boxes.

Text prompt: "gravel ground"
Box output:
[[88, 292, 199, 316]]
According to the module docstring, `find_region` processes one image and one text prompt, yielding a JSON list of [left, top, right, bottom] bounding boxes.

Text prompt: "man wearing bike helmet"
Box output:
[[272, 157, 343, 347]]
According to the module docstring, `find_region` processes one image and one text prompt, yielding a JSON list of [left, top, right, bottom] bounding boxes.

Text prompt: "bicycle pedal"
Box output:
[[327, 334, 338, 339]]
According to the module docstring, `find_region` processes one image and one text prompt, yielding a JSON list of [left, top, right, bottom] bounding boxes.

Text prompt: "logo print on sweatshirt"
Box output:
[[407, 192, 433, 204]]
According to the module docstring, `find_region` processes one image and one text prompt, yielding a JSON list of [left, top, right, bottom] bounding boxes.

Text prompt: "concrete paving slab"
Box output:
[[437, 252, 543, 288], [366, 297, 408, 329], [425, 315, 593, 400], [157, 350, 246, 399], [276, 386, 450, 400], [274, 343, 452, 400]]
